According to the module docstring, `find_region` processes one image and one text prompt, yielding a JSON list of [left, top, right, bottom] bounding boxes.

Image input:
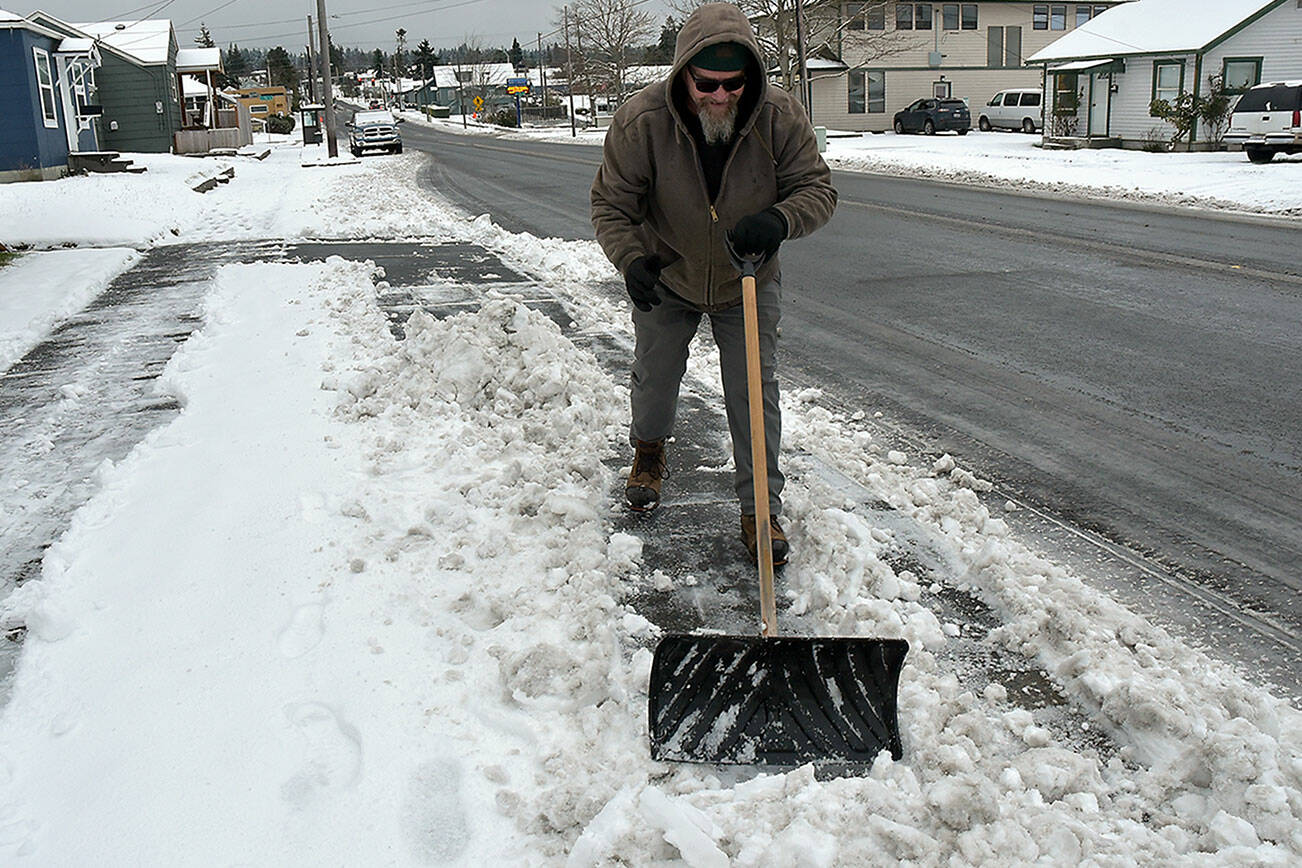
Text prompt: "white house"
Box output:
[[1027, 0, 1302, 148], [810, 1, 1127, 132]]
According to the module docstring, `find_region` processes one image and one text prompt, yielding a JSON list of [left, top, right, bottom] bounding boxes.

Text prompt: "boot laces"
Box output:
[[632, 444, 668, 480]]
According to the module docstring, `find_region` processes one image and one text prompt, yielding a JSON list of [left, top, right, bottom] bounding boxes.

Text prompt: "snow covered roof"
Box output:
[[1028, 0, 1283, 62], [176, 47, 221, 73], [75, 19, 173, 65], [0, 9, 24, 21]]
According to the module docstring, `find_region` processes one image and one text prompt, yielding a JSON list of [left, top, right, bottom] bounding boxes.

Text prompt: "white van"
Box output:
[[1224, 81, 1302, 163], [978, 88, 1043, 133]]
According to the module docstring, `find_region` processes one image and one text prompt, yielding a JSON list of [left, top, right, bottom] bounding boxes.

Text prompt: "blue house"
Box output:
[[0, 10, 100, 182]]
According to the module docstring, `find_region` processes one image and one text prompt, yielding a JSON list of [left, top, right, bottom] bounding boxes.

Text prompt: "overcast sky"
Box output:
[[29, 0, 679, 52]]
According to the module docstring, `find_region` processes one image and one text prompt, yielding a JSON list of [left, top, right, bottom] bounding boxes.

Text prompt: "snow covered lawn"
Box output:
[[0, 138, 1298, 864]]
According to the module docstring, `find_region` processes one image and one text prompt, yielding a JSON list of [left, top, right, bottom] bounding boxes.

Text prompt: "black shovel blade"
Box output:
[[649, 635, 909, 765]]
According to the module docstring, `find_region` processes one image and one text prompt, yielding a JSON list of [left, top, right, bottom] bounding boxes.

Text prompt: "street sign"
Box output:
[[506, 76, 530, 95], [473, 96, 484, 108]]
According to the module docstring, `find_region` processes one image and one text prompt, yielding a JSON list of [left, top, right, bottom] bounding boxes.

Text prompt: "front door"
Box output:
[[1088, 72, 1109, 137]]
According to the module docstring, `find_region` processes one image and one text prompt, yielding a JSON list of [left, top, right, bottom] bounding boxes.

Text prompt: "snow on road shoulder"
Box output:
[[0, 247, 138, 371], [823, 132, 1302, 215]]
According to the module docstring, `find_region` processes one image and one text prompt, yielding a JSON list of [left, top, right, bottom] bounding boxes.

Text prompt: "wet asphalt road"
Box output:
[[395, 120, 1302, 698]]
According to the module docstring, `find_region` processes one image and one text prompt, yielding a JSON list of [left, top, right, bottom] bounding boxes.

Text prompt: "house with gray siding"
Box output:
[[28, 13, 183, 153], [1027, 0, 1302, 149], [809, 1, 1127, 132], [0, 10, 99, 182]]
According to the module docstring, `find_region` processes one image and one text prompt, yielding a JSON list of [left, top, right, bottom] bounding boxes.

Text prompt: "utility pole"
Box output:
[[306, 15, 319, 103], [576, 14, 592, 123], [314, 0, 337, 157], [456, 58, 467, 128], [537, 32, 548, 121], [394, 28, 407, 109], [794, 0, 810, 119], [564, 6, 576, 137]]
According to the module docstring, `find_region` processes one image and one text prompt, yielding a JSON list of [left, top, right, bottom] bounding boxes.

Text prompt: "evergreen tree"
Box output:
[[265, 46, 297, 94], [414, 39, 438, 73], [221, 43, 248, 88], [371, 48, 386, 76], [195, 22, 215, 48], [655, 16, 679, 63], [509, 37, 524, 70]]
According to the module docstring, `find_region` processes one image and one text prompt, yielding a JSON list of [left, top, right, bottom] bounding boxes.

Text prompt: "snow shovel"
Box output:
[[646, 237, 909, 765]]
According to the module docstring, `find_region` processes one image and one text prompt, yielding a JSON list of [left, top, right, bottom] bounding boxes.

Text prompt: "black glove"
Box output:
[[625, 255, 663, 312], [730, 209, 788, 257]]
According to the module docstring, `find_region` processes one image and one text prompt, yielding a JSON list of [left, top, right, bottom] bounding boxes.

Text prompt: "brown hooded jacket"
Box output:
[[590, 2, 837, 310]]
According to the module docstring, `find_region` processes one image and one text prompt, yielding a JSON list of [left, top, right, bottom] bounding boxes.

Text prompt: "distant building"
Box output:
[[230, 86, 291, 119]]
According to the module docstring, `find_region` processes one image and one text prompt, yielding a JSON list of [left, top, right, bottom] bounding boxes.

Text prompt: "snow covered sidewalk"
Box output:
[[0, 145, 1298, 864]]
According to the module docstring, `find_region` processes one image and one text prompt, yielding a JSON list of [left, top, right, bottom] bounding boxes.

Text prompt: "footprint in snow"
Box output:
[[401, 759, 470, 863], [279, 702, 362, 808], [277, 602, 326, 658]]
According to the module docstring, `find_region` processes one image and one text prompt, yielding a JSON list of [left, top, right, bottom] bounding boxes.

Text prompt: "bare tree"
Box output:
[[567, 0, 657, 109]]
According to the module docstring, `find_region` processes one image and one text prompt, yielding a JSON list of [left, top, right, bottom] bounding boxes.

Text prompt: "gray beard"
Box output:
[[699, 103, 738, 145]]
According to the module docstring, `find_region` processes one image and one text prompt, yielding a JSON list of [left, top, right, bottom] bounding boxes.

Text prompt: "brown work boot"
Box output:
[[740, 514, 790, 566], [625, 438, 668, 511]]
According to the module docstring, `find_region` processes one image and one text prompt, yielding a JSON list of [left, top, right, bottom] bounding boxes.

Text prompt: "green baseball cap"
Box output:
[[689, 42, 747, 72]]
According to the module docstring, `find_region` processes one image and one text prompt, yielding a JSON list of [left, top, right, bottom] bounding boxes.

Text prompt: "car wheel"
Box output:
[[1245, 147, 1275, 164], [893, 119, 905, 134], [923, 120, 935, 135], [1022, 118, 1036, 134], [394, 144, 403, 154], [957, 128, 969, 135], [978, 116, 991, 132]]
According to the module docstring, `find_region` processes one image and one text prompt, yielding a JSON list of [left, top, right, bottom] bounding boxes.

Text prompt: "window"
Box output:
[[1003, 93, 1020, 105], [1075, 5, 1092, 27], [848, 70, 865, 113], [847, 2, 864, 30], [1033, 5, 1048, 29], [33, 48, 58, 128], [848, 70, 886, 113], [1020, 92, 1042, 107], [896, 3, 913, 29], [1051, 5, 1067, 29], [1093, 5, 1108, 16], [987, 27, 1004, 68], [916, 3, 933, 29], [942, 3, 958, 29], [1222, 58, 1262, 94], [1006, 26, 1022, 67], [1153, 61, 1183, 104], [868, 71, 885, 112], [866, 4, 885, 29], [962, 4, 978, 29]]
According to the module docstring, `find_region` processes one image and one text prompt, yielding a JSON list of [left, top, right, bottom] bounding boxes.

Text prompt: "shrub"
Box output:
[[265, 113, 296, 134]]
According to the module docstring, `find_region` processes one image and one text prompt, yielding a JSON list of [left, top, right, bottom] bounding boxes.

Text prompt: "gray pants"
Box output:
[[629, 276, 783, 517]]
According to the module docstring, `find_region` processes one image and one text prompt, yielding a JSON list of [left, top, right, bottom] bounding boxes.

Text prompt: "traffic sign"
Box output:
[[473, 96, 484, 108]]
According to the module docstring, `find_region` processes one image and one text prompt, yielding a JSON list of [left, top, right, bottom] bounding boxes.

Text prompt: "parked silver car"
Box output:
[[1224, 81, 1302, 164], [347, 110, 403, 157]]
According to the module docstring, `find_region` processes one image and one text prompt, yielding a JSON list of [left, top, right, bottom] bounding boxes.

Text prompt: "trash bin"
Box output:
[[814, 126, 827, 153], [300, 104, 324, 145]]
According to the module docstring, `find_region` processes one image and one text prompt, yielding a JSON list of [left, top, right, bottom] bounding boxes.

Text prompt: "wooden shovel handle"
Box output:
[[741, 271, 778, 638]]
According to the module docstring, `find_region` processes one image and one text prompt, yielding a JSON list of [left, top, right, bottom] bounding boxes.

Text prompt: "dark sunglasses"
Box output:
[[690, 72, 746, 94]]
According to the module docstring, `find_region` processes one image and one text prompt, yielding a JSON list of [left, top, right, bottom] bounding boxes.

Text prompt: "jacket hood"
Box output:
[[667, 3, 767, 105]]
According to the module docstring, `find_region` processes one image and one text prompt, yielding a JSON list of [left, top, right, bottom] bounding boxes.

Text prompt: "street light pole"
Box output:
[[564, 6, 576, 137], [314, 0, 337, 157]]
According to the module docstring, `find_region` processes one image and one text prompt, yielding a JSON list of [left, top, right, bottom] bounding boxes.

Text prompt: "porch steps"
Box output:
[[69, 151, 146, 175]]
